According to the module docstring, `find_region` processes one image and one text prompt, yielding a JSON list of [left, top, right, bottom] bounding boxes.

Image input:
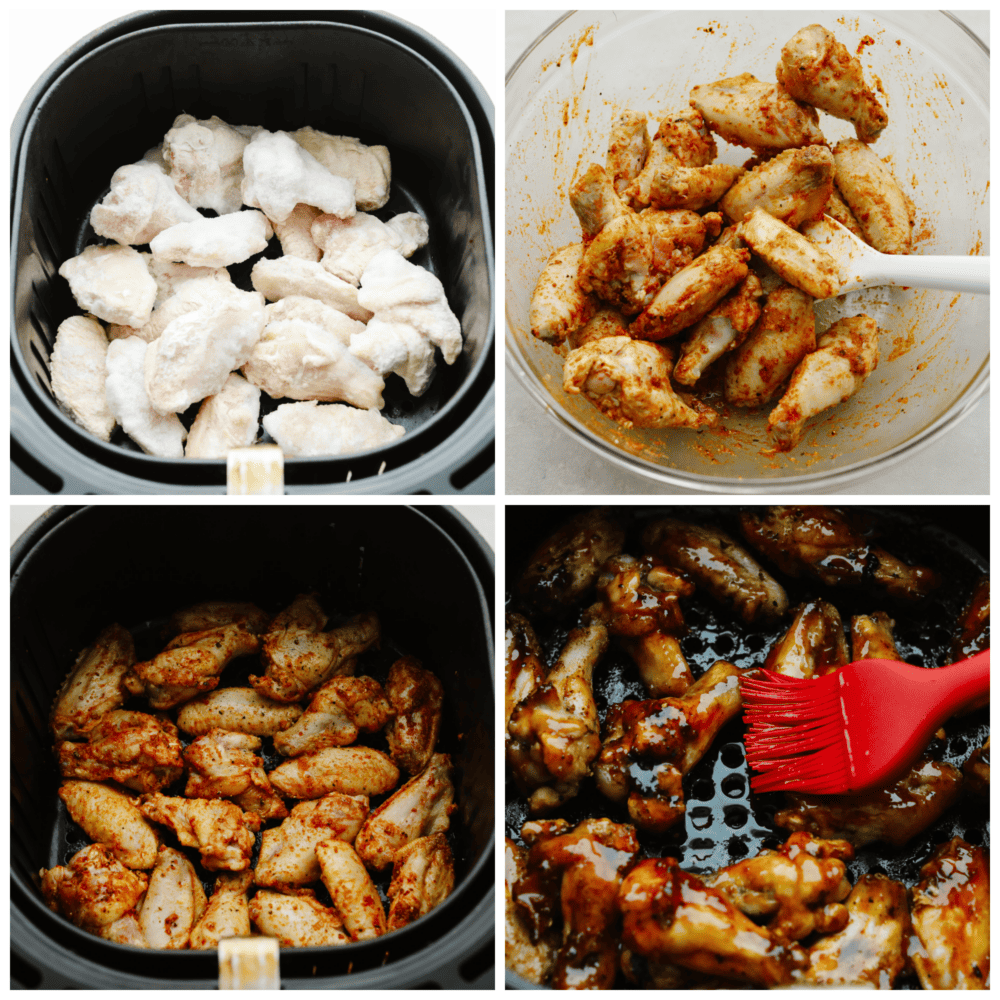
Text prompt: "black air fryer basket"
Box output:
[[11, 12, 494, 494], [11, 505, 494, 988]]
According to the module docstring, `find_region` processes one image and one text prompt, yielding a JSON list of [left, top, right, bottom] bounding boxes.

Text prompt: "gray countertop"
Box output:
[[505, 11, 989, 496]]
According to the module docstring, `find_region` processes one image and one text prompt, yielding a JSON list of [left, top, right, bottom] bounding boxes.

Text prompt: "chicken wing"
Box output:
[[176, 686, 303, 737], [100, 910, 147, 947], [606, 110, 651, 197], [50, 623, 135, 740], [777, 25, 888, 143], [909, 837, 989, 990], [774, 757, 963, 848], [168, 601, 271, 637], [626, 108, 717, 205], [41, 844, 149, 931], [576, 213, 661, 314], [505, 837, 558, 984], [138, 794, 260, 871], [724, 283, 816, 408], [268, 746, 399, 799], [963, 738, 989, 796], [738, 506, 941, 599], [387, 833, 454, 930], [316, 840, 386, 941], [800, 874, 910, 987], [642, 518, 789, 622], [514, 818, 640, 990], [274, 675, 392, 758], [384, 657, 442, 775], [254, 793, 368, 888], [190, 870, 253, 949], [250, 594, 379, 702], [850, 610, 900, 661], [768, 314, 880, 450], [50, 314, 116, 441], [507, 622, 607, 814], [690, 73, 825, 154], [763, 600, 849, 679], [832, 139, 912, 254], [953, 575, 990, 661], [505, 614, 547, 741], [138, 846, 208, 950], [570, 163, 627, 238], [249, 888, 349, 947], [563, 337, 717, 429], [529, 243, 599, 344], [59, 780, 159, 869], [56, 710, 184, 793], [184, 729, 287, 821], [126, 622, 261, 710], [567, 306, 628, 349], [354, 753, 454, 870]]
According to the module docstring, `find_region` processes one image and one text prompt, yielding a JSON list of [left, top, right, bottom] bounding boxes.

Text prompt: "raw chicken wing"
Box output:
[[149, 210, 272, 268], [176, 686, 302, 737], [833, 139, 912, 254], [271, 202, 322, 261], [576, 214, 661, 314], [250, 256, 372, 322], [59, 780, 159, 869], [384, 657, 443, 774], [59, 245, 157, 328], [316, 840, 386, 940], [190, 870, 253, 949], [138, 846, 208, 950], [387, 833, 454, 930], [50, 315, 116, 440], [311, 211, 427, 285], [289, 127, 391, 211], [606, 110, 651, 196], [264, 294, 366, 346], [569, 163, 626, 237], [263, 400, 405, 456], [625, 108, 718, 205], [529, 243, 599, 344], [185, 372, 261, 459], [249, 888, 349, 946], [268, 746, 399, 799]]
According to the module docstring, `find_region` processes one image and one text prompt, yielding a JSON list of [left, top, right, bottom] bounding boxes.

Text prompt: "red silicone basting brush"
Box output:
[[739, 648, 990, 794]]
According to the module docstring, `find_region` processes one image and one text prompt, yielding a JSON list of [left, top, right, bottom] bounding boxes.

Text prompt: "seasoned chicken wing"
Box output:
[[529, 243, 599, 344], [268, 746, 399, 799], [176, 686, 303, 737], [626, 108, 718, 206], [190, 870, 253, 949], [184, 729, 287, 821], [250, 594, 379, 702], [41, 844, 149, 931], [576, 213, 661, 314], [642, 518, 789, 622], [167, 601, 270, 637], [254, 793, 368, 888], [59, 780, 159, 869], [505, 614, 547, 741], [764, 600, 849, 679], [100, 910, 148, 947], [139, 846, 208, 950], [777, 25, 888, 143], [316, 840, 387, 941], [690, 72, 825, 154], [354, 753, 454, 870], [274, 674, 392, 758], [833, 139, 912, 254], [384, 657, 442, 775], [570, 163, 627, 238], [138, 794, 260, 871], [50, 623, 135, 740], [606, 110, 651, 197], [567, 306, 628, 349], [909, 837, 990, 990], [774, 757, 963, 848], [563, 337, 717, 429], [249, 889, 349, 947], [387, 833, 454, 930]]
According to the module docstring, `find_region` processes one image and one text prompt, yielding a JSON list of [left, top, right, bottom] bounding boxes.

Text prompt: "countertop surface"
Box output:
[[505, 11, 989, 496]]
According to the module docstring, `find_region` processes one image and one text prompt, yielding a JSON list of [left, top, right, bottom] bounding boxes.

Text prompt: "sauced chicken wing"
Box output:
[[570, 163, 627, 238], [909, 837, 990, 990], [516, 507, 626, 618], [126, 622, 260, 710], [619, 857, 806, 987], [529, 243, 599, 344], [269, 746, 399, 800], [953, 575, 990, 661], [138, 794, 260, 871], [167, 600, 270, 637], [705, 833, 854, 942], [56, 710, 184, 793], [593, 660, 743, 832], [507, 622, 607, 814], [721, 145, 834, 228], [851, 610, 901, 661], [274, 674, 392, 758], [505, 614, 547, 740], [176, 686, 303, 737], [775, 757, 963, 848], [642, 518, 789, 622], [250, 594, 380, 702], [833, 139, 913, 254], [563, 337, 717, 430], [514, 818, 640, 990], [59, 780, 159, 869], [41, 844, 149, 931], [963, 738, 989, 796], [387, 833, 454, 930], [190, 870, 253, 949], [249, 888, 349, 947], [724, 282, 816, 408], [606, 110, 651, 197], [505, 837, 558, 985], [183, 729, 287, 821], [254, 793, 368, 888], [738, 505, 941, 599], [763, 600, 849, 679], [139, 846, 208, 950], [690, 72, 825, 154], [768, 314, 880, 451], [316, 840, 387, 941], [777, 25, 888, 143], [50, 623, 135, 740], [800, 874, 910, 987], [355, 753, 454, 870], [383, 658, 442, 777]]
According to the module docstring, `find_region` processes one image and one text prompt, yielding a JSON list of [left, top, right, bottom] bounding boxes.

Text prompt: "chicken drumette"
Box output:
[[384, 657, 442, 775], [190, 870, 253, 949], [387, 833, 455, 930], [764, 600, 848, 679]]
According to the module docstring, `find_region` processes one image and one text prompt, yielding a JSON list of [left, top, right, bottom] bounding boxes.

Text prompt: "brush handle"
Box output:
[[917, 648, 991, 720], [862, 253, 990, 295]]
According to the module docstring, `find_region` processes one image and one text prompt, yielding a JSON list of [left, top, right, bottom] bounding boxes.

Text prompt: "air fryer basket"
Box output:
[[504, 505, 989, 990], [11, 13, 494, 494], [11, 505, 494, 988]]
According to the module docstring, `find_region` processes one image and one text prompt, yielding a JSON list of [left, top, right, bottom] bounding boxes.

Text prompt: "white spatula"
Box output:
[[801, 215, 989, 296]]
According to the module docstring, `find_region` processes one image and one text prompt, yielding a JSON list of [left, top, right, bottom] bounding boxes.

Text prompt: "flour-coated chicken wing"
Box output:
[[248, 889, 349, 947], [138, 846, 208, 950], [316, 840, 387, 941], [387, 833, 454, 930], [59, 780, 159, 869], [176, 686, 303, 737], [384, 657, 442, 775], [268, 746, 399, 799]]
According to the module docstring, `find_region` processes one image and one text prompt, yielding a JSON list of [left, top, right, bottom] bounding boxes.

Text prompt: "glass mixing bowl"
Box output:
[[506, 11, 988, 491]]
